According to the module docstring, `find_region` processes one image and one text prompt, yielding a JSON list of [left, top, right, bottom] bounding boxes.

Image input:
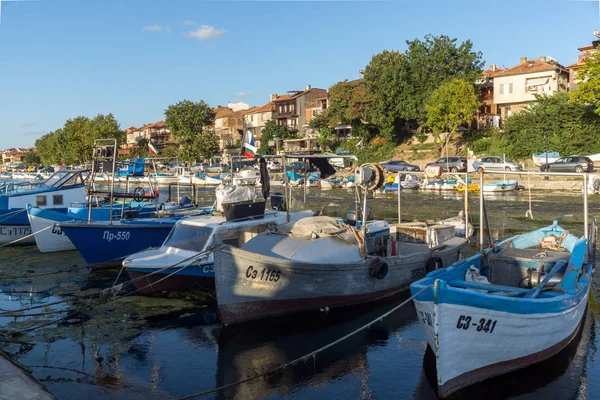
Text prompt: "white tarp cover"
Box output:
[[215, 185, 258, 212], [276, 216, 356, 242]]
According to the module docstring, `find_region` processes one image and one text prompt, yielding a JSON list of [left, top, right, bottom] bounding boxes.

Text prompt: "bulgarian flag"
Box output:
[[242, 130, 256, 158], [148, 142, 160, 155]]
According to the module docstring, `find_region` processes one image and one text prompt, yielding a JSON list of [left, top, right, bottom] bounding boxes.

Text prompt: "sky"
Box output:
[[0, 0, 599, 149]]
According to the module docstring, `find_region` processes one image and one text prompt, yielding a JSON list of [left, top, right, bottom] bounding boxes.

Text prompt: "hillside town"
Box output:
[[2, 38, 598, 170]]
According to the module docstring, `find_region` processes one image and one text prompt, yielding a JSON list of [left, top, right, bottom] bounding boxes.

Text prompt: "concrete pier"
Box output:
[[0, 349, 57, 400]]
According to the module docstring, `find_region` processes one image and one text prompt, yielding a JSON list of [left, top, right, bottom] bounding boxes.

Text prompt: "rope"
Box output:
[[0, 224, 54, 248], [173, 284, 433, 400], [0, 208, 26, 224], [525, 174, 533, 219]]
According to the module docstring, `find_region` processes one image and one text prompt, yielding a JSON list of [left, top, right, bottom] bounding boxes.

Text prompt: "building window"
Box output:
[[505, 106, 512, 117], [262, 113, 268, 121], [278, 105, 283, 113], [509, 83, 513, 94], [290, 104, 295, 113], [53, 195, 63, 206], [36, 196, 47, 207], [499, 84, 504, 95]]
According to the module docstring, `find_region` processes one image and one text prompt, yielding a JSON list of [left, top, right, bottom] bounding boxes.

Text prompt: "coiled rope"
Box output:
[[174, 284, 433, 400]]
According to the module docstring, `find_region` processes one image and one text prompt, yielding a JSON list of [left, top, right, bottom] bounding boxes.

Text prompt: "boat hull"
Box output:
[[215, 242, 466, 325], [60, 222, 176, 267], [27, 208, 76, 252], [126, 263, 215, 293], [481, 180, 517, 192], [0, 224, 34, 245]]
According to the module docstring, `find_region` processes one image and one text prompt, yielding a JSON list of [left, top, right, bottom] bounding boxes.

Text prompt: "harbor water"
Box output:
[[1, 186, 600, 399]]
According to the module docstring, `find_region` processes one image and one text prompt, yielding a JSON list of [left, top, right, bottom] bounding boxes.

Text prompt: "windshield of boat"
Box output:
[[163, 224, 213, 252], [42, 171, 83, 188]]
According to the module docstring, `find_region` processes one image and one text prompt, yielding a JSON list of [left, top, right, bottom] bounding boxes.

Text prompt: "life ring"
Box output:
[[426, 256, 443, 273], [370, 259, 389, 279], [133, 187, 145, 202]]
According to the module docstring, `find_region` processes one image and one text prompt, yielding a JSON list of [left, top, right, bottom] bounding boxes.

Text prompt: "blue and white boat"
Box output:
[[532, 151, 560, 166], [481, 179, 518, 192], [383, 174, 422, 193], [0, 170, 87, 245], [26, 201, 168, 253], [410, 220, 595, 398]]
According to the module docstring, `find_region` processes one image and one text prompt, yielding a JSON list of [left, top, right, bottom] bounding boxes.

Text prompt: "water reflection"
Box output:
[[214, 295, 416, 400]]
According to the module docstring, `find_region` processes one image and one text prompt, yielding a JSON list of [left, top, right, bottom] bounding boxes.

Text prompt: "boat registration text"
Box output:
[[103, 231, 131, 242]]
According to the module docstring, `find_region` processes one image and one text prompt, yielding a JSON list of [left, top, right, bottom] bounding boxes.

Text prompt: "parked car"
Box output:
[[206, 163, 230, 173], [540, 156, 593, 173], [476, 156, 523, 172], [191, 163, 209, 173], [425, 157, 467, 172], [379, 160, 420, 172]]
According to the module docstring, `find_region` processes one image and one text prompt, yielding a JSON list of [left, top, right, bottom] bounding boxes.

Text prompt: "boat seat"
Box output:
[[555, 237, 587, 292]]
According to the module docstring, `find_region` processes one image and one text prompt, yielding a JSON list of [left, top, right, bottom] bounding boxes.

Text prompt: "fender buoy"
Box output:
[[426, 256, 443, 273], [501, 184, 506, 190], [370, 259, 389, 279], [593, 179, 600, 192]]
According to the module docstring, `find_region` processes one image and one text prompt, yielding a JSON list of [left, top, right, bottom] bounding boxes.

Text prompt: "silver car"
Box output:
[[476, 156, 522, 172]]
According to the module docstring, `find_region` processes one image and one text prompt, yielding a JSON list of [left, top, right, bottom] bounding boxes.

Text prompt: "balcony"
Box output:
[[273, 110, 298, 119]]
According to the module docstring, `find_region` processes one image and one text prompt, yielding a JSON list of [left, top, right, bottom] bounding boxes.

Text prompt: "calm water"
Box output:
[[1, 187, 600, 400]]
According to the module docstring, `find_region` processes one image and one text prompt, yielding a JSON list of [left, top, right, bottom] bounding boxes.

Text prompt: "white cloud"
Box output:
[[237, 92, 249, 98], [184, 20, 195, 26], [187, 25, 225, 41], [165, 25, 172, 33], [143, 25, 163, 32]]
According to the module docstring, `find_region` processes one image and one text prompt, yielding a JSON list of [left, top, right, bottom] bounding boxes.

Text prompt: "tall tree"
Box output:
[[571, 49, 600, 115], [363, 34, 484, 142], [24, 151, 41, 165], [259, 120, 293, 155], [165, 100, 216, 163], [425, 78, 479, 153]]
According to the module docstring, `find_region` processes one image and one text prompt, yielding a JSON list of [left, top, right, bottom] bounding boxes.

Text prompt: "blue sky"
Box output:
[[0, 0, 599, 148]]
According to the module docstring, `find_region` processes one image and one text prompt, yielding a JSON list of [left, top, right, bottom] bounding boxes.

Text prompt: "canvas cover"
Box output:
[[215, 185, 258, 212]]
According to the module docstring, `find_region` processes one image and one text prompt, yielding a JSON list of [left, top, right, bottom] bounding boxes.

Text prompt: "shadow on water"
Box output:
[[214, 293, 417, 400], [415, 306, 595, 400]]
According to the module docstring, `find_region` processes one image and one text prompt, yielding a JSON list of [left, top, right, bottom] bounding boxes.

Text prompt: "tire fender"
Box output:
[[370, 259, 389, 279]]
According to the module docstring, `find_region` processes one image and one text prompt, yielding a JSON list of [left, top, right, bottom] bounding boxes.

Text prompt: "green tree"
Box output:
[[259, 121, 293, 155], [24, 151, 41, 165], [165, 100, 216, 163], [363, 34, 483, 142], [425, 78, 479, 153], [130, 138, 149, 159], [571, 49, 600, 114], [502, 93, 600, 159]]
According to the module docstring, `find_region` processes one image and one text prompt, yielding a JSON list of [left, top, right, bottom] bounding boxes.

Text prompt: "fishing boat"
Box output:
[[0, 170, 87, 245], [422, 179, 458, 191], [213, 160, 468, 326], [205, 175, 223, 186], [26, 200, 167, 253], [152, 173, 178, 185], [532, 152, 560, 166], [410, 217, 596, 398], [232, 167, 261, 186], [586, 153, 600, 163], [481, 179, 518, 192], [383, 174, 421, 193], [122, 194, 313, 294], [440, 212, 473, 238]]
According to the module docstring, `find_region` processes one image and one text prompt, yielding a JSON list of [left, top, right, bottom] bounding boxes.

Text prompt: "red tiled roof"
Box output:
[[214, 106, 235, 119], [273, 94, 293, 102], [578, 44, 596, 51], [481, 67, 505, 77], [493, 58, 567, 78], [244, 102, 275, 114]]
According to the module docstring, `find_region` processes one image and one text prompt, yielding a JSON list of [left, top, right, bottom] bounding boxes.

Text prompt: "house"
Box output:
[[271, 85, 328, 137], [1, 147, 36, 168], [213, 106, 246, 151], [121, 121, 172, 156], [476, 65, 505, 129], [243, 102, 275, 145], [566, 40, 600, 90], [493, 56, 569, 119]]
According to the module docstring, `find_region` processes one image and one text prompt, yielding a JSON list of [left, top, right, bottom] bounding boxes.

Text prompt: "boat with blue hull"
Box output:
[[26, 201, 171, 253], [410, 219, 596, 398], [481, 179, 518, 192], [59, 218, 179, 266], [0, 170, 87, 246]]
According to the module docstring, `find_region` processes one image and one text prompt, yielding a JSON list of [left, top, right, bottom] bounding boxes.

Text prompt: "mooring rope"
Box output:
[[173, 284, 433, 400], [0, 208, 26, 224]]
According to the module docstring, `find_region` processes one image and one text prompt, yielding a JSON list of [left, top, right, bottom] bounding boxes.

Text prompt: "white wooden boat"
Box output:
[[481, 179, 518, 192], [233, 168, 261, 186], [586, 153, 600, 162], [205, 176, 223, 186], [411, 219, 595, 397], [532, 152, 560, 166], [214, 216, 468, 325]]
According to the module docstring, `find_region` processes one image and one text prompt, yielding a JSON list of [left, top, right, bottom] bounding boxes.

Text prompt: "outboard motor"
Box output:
[[271, 192, 286, 211], [346, 201, 373, 226]]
